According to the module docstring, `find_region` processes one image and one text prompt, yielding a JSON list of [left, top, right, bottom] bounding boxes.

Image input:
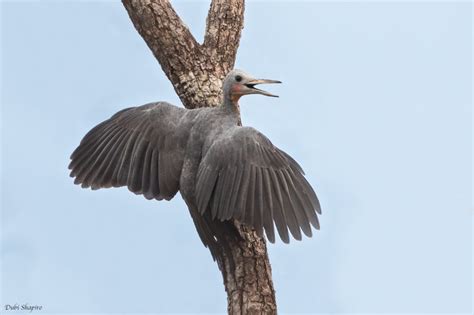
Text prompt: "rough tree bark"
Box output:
[[122, 0, 276, 313]]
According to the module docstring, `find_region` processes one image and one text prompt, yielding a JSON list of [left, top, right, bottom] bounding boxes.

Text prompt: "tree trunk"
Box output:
[[121, 0, 277, 314]]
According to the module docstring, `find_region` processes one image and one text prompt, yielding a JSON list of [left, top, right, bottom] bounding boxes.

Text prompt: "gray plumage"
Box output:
[[69, 69, 321, 259]]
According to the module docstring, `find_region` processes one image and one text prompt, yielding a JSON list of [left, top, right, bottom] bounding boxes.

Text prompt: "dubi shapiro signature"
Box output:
[[4, 304, 43, 312]]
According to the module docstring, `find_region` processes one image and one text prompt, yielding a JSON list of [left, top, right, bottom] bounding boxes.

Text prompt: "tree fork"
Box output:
[[121, 0, 277, 313]]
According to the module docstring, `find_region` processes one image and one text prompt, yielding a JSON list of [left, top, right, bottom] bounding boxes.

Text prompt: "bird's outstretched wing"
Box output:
[[69, 102, 186, 201], [195, 127, 321, 243]]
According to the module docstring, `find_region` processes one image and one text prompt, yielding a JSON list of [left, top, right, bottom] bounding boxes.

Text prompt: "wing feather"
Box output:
[[91, 128, 129, 189], [227, 164, 244, 220], [101, 129, 132, 188], [211, 170, 227, 219], [269, 168, 290, 243], [83, 128, 124, 188], [276, 170, 302, 240], [69, 102, 187, 201], [254, 167, 264, 237], [222, 166, 238, 221], [245, 166, 256, 226], [234, 164, 251, 222], [195, 126, 321, 243], [282, 169, 312, 237], [219, 166, 236, 220], [116, 130, 139, 184], [128, 134, 148, 193], [262, 168, 276, 243], [196, 167, 214, 212], [81, 127, 125, 188], [290, 169, 321, 229], [72, 124, 122, 182], [141, 143, 153, 199]]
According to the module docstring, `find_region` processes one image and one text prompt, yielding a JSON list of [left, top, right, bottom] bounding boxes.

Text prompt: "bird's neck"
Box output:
[[223, 96, 242, 121]]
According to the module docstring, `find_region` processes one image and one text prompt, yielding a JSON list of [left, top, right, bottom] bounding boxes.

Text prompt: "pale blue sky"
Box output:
[[1, 1, 472, 314]]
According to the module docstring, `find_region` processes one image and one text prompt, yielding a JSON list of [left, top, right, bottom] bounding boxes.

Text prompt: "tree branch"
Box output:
[[204, 0, 245, 67], [122, 0, 199, 76], [222, 224, 277, 314], [122, 0, 245, 109], [123, 0, 209, 108]]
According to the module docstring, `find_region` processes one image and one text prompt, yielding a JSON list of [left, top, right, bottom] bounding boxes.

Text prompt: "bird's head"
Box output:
[[223, 69, 281, 106]]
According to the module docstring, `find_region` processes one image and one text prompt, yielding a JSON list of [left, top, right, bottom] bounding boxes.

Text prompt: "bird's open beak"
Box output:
[[244, 79, 282, 97]]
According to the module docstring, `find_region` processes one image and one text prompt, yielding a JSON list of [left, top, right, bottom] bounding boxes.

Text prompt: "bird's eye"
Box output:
[[235, 75, 242, 82]]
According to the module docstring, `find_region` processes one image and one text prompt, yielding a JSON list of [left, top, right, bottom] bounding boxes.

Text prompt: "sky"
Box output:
[[1, 1, 472, 314]]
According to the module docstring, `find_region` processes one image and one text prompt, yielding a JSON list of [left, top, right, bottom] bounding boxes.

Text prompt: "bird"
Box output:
[[69, 69, 321, 261]]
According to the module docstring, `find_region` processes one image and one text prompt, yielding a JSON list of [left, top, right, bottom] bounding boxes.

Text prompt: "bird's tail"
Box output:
[[187, 207, 241, 271]]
